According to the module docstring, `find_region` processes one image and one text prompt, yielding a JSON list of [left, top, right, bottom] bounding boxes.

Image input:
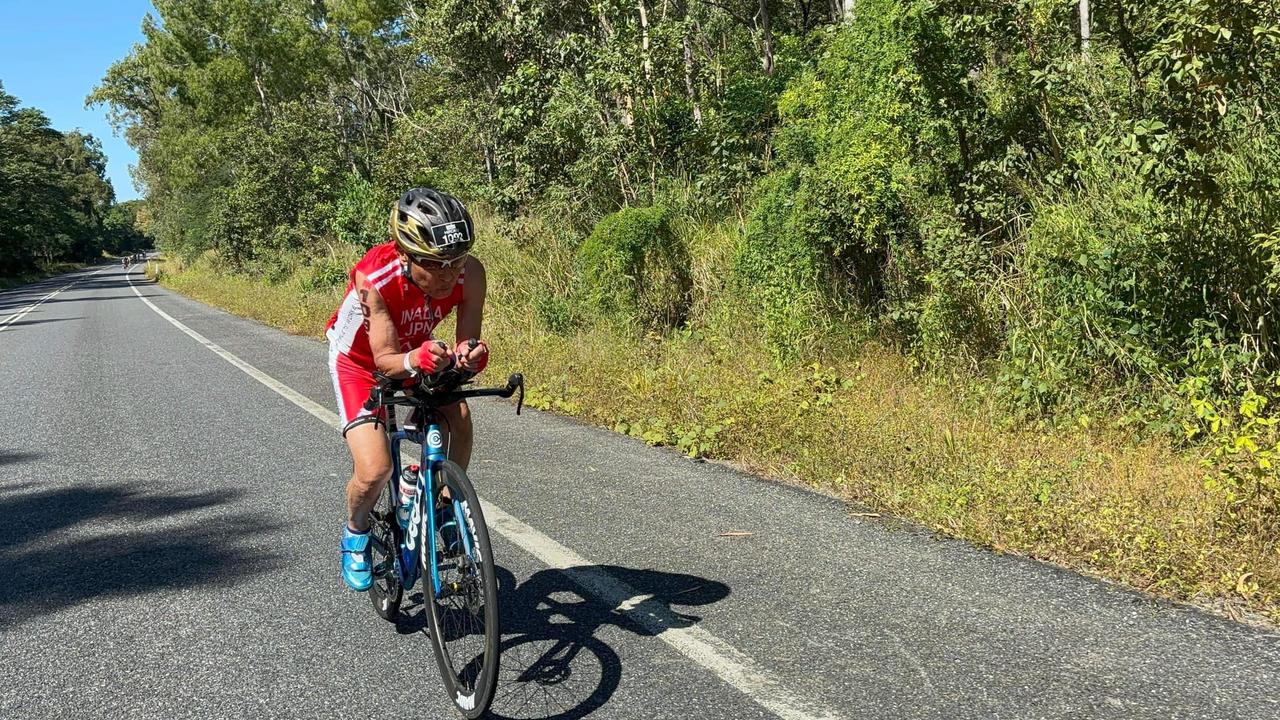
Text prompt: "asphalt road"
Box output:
[[1, 264, 1277, 720]]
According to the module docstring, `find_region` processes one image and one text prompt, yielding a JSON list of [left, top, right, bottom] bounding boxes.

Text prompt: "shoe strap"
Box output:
[[341, 532, 370, 552]]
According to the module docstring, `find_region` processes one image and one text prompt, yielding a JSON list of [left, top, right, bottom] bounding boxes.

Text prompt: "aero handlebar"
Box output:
[[363, 369, 525, 415]]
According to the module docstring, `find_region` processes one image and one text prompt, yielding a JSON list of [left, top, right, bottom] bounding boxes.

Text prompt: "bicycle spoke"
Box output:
[[436, 546, 492, 691]]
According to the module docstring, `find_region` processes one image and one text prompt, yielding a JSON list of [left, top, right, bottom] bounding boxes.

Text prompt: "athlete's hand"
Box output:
[[455, 338, 489, 373], [414, 340, 452, 374]]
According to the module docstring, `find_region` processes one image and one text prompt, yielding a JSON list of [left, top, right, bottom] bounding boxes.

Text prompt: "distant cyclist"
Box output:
[[326, 188, 489, 591]]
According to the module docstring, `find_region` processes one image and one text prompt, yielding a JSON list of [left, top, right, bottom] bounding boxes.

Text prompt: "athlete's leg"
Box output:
[[440, 399, 473, 470], [344, 421, 393, 532]]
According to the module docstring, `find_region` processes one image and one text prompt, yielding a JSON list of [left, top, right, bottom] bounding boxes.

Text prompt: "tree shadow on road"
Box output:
[[0, 316, 85, 330], [0, 276, 157, 312], [389, 562, 730, 720], [0, 482, 282, 629], [0, 450, 43, 469]]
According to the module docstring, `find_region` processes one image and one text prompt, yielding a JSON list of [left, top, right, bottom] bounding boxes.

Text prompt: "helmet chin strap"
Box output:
[[401, 261, 412, 279]]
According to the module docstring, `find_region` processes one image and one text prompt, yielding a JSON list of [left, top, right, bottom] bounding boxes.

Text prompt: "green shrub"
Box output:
[[534, 293, 583, 333], [735, 170, 829, 356], [737, 1, 939, 361], [479, 214, 581, 334], [299, 243, 363, 292], [332, 174, 389, 250], [576, 206, 691, 332]]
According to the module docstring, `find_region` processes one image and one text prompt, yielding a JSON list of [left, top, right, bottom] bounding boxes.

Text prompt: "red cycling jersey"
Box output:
[[326, 242, 465, 367], [326, 242, 465, 431]]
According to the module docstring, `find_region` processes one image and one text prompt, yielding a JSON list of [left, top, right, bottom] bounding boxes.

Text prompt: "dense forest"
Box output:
[[93, 0, 1280, 617], [94, 0, 1280, 422], [0, 82, 148, 275]]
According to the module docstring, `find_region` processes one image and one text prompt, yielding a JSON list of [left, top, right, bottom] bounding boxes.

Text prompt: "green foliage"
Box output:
[[332, 174, 387, 250], [102, 200, 153, 254], [0, 82, 123, 273], [298, 243, 362, 292], [731, 0, 1280, 426], [736, 170, 829, 354], [1183, 380, 1280, 590], [576, 206, 690, 331]]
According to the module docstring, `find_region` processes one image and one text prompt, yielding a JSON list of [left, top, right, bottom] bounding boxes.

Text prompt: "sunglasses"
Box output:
[[408, 253, 469, 271]]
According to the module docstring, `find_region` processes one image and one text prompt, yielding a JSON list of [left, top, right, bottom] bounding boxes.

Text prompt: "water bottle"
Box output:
[[397, 464, 419, 530]]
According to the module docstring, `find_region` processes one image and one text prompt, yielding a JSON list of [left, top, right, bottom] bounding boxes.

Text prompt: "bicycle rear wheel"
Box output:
[[423, 460, 500, 718]]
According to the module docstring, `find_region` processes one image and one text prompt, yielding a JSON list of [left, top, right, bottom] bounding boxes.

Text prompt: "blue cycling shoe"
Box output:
[[341, 526, 372, 591]]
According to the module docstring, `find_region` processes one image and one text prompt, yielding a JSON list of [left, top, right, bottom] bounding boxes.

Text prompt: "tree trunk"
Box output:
[[683, 33, 703, 125], [253, 70, 271, 121], [1079, 0, 1091, 54], [676, 0, 701, 126], [637, 0, 654, 90], [758, 0, 774, 75], [597, 7, 615, 40]]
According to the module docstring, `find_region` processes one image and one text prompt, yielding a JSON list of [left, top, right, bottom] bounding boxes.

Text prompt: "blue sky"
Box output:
[[0, 1, 155, 202]]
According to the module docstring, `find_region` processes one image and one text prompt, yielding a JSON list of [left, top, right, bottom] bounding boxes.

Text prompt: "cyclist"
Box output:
[[327, 188, 489, 592]]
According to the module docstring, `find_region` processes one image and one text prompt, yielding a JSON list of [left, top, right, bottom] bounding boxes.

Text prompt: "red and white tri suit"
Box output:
[[326, 242, 465, 433]]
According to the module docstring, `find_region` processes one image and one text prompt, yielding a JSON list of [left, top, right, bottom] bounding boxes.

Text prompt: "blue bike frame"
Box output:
[[388, 414, 476, 596]]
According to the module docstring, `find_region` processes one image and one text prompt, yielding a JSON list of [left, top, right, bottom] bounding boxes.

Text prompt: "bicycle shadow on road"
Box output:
[[488, 564, 731, 720], [0, 482, 283, 629]]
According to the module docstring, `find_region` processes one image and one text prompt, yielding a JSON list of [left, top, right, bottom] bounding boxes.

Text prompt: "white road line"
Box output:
[[0, 266, 108, 331], [126, 272, 845, 720]]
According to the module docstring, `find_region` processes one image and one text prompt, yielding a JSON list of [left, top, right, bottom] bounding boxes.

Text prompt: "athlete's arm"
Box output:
[[454, 257, 488, 371], [355, 271, 412, 378], [358, 270, 451, 377]]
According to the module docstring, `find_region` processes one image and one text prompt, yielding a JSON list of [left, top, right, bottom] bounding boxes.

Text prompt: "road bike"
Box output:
[[363, 366, 524, 718]]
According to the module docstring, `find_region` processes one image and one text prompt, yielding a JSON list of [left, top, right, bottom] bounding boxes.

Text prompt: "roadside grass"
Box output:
[[147, 254, 342, 337], [148, 238, 1279, 625], [486, 323, 1275, 623], [0, 261, 87, 291]]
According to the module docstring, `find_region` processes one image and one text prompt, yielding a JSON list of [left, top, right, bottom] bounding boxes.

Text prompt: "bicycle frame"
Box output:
[[365, 370, 522, 600], [386, 410, 475, 596]]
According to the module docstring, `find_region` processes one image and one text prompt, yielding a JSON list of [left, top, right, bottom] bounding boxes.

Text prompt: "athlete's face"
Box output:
[[402, 252, 466, 298]]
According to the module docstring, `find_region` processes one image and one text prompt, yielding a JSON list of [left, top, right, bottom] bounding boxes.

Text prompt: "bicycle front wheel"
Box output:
[[424, 460, 500, 718]]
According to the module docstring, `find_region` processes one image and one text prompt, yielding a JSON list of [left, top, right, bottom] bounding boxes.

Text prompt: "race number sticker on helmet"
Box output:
[[430, 221, 471, 248]]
